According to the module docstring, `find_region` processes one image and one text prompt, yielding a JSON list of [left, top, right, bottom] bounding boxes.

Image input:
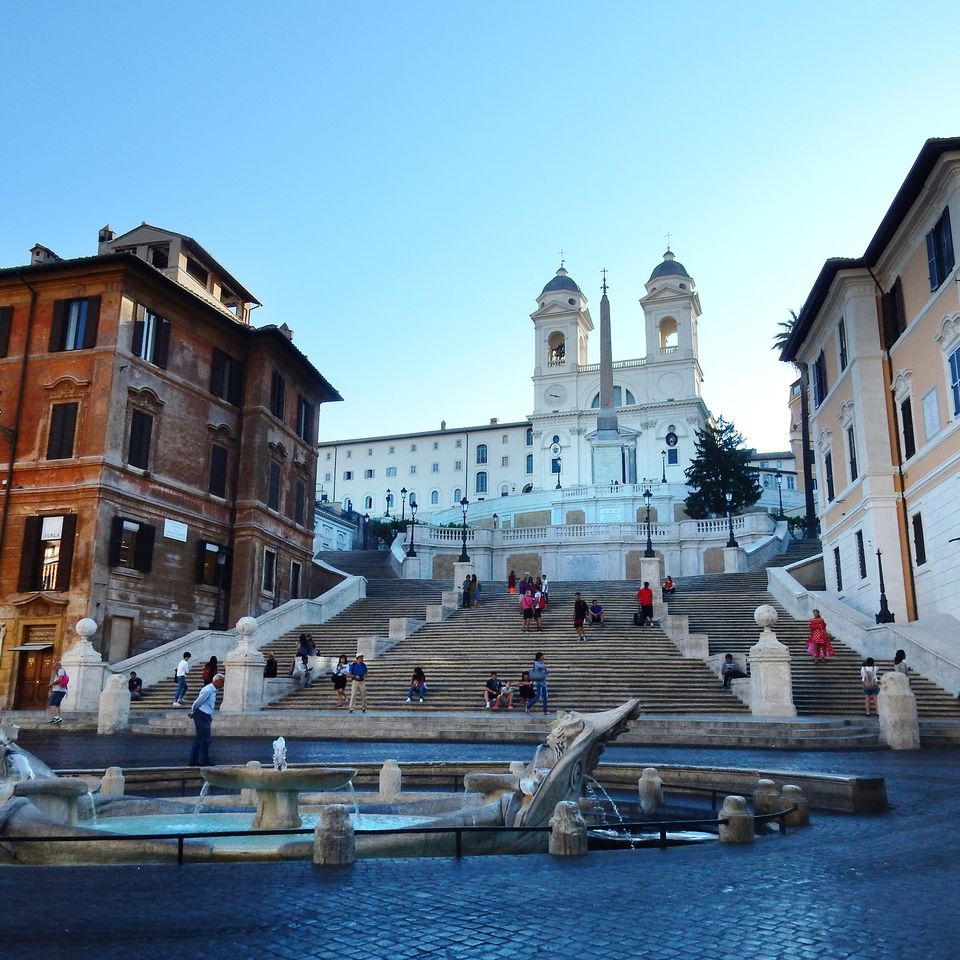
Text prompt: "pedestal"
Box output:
[[453, 561, 475, 606], [747, 605, 797, 718], [723, 546, 744, 573], [61, 619, 106, 714], [548, 800, 588, 856], [718, 795, 754, 843], [638, 767, 663, 813], [878, 672, 920, 750], [221, 617, 266, 713], [97, 673, 131, 734], [401, 556, 422, 579], [313, 804, 356, 866]]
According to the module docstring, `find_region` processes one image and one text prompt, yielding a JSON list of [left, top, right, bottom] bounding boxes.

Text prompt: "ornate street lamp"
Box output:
[[875, 549, 896, 623], [385, 488, 393, 518], [492, 512, 499, 530], [406, 498, 418, 558], [362, 512, 369, 549], [775, 471, 785, 520], [400, 486, 407, 524], [643, 487, 654, 558], [661, 449, 667, 484], [458, 496, 470, 562], [725, 490, 738, 548]]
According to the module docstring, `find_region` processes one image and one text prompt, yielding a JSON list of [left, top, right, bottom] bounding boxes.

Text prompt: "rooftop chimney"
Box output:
[[440, 420, 447, 431], [98, 224, 115, 244], [30, 244, 62, 266], [490, 418, 498, 425]]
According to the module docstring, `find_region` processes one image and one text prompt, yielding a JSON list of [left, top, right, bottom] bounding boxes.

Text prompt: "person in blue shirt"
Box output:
[[187, 674, 224, 766], [348, 654, 368, 713]]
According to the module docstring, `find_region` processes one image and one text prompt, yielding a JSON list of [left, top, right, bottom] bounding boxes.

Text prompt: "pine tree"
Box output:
[[684, 417, 762, 519]]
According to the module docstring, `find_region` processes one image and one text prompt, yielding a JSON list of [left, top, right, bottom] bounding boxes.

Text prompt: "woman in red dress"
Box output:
[[807, 609, 836, 660]]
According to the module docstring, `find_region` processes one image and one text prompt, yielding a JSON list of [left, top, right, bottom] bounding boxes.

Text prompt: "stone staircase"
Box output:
[[264, 581, 752, 715], [314, 550, 397, 585], [665, 569, 960, 719]]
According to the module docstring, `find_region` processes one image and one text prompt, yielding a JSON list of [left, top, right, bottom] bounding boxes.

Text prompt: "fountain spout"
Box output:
[[272, 737, 288, 772]]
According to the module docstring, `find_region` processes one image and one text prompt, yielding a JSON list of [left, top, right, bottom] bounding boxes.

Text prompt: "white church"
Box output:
[[317, 251, 789, 579]]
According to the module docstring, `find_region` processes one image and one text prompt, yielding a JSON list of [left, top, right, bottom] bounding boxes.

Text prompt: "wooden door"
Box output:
[[15, 648, 54, 709]]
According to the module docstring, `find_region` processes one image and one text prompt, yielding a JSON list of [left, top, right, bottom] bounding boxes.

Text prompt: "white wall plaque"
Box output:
[[163, 519, 189, 542]]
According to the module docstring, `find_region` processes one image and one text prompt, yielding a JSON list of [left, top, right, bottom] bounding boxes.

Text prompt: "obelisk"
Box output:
[[591, 271, 626, 483]]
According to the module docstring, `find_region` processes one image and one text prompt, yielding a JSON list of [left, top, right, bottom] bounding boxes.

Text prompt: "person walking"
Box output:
[[187, 673, 224, 766], [540, 575, 549, 607], [406, 666, 427, 704], [573, 592, 588, 641], [332, 654, 351, 707], [533, 586, 545, 632], [201, 655, 219, 686], [636, 583, 654, 627], [520, 589, 534, 632], [526, 651, 549, 714], [348, 654, 368, 713], [807, 609, 836, 661], [173, 651, 191, 706], [861, 658, 881, 716], [462, 575, 472, 609], [471, 574, 481, 607], [507, 571, 517, 595], [262, 653, 278, 678], [893, 649, 909, 677], [47, 660, 69, 724]]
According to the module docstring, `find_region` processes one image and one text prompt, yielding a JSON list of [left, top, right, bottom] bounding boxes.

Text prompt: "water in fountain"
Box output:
[[272, 737, 287, 772], [586, 775, 636, 848], [84, 788, 99, 827], [345, 780, 360, 820], [193, 782, 211, 816]]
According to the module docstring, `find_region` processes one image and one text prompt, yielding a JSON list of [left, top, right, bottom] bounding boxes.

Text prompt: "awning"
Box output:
[[8, 643, 54, 651]]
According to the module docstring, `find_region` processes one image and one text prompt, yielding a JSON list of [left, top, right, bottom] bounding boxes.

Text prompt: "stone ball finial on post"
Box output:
[[221, 615, 266, 714], [75, 617, 99, 646], [747, 604, 797, 718], [61, 618, 106, 714]]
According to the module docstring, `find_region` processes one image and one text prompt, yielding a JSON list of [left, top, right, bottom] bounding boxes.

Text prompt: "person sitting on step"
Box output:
[[517, 671, 534, 709], [662, 575, 676, 596], [589, 599, 604, 626], [406, 666, 427, 704], [720, 653, 748, 688], [483, 671, 513, 710]]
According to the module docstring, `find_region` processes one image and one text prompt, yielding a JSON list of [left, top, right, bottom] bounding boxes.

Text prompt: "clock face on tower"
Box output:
[[544, 384, 568, 406]]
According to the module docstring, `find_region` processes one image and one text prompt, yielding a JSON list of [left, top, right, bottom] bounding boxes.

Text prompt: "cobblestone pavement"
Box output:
[[2, 734, 959, 959]]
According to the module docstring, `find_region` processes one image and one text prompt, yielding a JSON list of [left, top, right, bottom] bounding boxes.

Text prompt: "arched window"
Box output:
[[453, 487, 462, 503], [526, 453, 533, 474], [547, 331, 566, 365], [430, 490, 439, 505], [521, 483, 533, 493], [499, 483, 509, 497], [590, 387, 636, 408], [476, 444, 488, 464], [476, 471, 487, 494], [407, 491, 417, 507], [525, 427, 533, 446], [363, 495, 373, 510], [659, 317, 678, 350]]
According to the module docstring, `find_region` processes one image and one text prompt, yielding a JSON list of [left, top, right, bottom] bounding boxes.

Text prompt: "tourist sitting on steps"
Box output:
[[406, 666, 427, 704], [721, 654, 748, 688], [662, 575, 676, 596], [589, 600, 604, 626], [127, 671, 143, 700], [517, 671, 534, 708], [484, 671, 513, 710]]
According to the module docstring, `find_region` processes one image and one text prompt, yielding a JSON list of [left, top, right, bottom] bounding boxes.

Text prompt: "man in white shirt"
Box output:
[[187, 673, 224, 766], [173, 652, 192, 706]]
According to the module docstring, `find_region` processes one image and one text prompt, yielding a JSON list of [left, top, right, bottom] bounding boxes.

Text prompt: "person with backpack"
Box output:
[[520, 589, 535, 633], [526, 651, 549, 714], [47, 660, 69, 724], [861, 658, 881, 716]]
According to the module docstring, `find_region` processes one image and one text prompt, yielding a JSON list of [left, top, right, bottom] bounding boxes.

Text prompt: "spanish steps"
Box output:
[[131, 546, 960, 722]]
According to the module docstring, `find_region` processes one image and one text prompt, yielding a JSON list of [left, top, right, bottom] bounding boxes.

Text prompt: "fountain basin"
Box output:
[[200, 765, 357, 829]]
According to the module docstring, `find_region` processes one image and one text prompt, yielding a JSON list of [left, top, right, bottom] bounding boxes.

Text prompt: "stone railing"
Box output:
[[423, 526, 477, 544], [577, 357, 648, 374]]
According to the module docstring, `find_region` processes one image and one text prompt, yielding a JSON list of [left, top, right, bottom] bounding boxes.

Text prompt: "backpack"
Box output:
[[57, 671, 69, 688], [862, 666, 877, 688]]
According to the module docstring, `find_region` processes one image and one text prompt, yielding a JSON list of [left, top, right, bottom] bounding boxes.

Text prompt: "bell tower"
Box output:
[[530, 264, 593, 415]]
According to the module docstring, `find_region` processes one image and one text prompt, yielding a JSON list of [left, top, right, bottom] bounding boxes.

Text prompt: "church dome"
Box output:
[[648, 250, 690, 281], [540, 266, 582, 295]]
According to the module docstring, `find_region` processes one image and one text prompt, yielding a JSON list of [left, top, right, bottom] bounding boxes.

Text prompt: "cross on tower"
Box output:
[[664, 232, 672, 252], [558, 248, 566, 268], [601, 267, 608, 295]]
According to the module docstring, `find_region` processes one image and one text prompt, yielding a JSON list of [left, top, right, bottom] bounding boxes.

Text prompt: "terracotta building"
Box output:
[[0, 224, 340, 709]]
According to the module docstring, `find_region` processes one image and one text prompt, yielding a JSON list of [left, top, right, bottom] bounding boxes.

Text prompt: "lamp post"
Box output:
[[643, 487, 654, 557], [492, 512, 499, 530], [406, 498, 418, 558], [725, 490, 738, 548], [661, 449, 667, 484], [875, 549, 896, 623], [775, 471, 785, 520], [458, 496, 470, 562], [362, 513, 369, 549], [400, 486, 407, 524], [385, 488, 393, 518]]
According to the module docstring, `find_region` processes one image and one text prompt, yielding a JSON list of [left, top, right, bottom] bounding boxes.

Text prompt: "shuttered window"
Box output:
[[108, 516, 155, 572], [0, 306, 12, 357], [132, 308, 171, 368], [18, 514, 77, 592], [196, 540, 227, 586], [296, 395, 314, 441], [294, 480, 306, 525], [270, 372, 286, 420], [209, 444, 228, 498], [49, 297, 100, 352], [901, 397, 916, 460], [46, 403, 78, 460], [926, 207, 955, 291], [128, 410, 153, 469], [210, 348, 244, 406], [268, 462, 281, 510], [881, 277, 906, 348]]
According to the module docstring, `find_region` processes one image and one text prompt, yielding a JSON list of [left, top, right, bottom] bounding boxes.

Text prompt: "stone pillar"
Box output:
[[639, 557, 665, 619], [60, 618, 106, 714], [401, 555, 422, 580], [878, 672, 921, 750], [221, 617, 266, 713], [747, 605, 797, 717], [379, 759, 402, 800], [752, 779, 779, 817], [638, 767, 663, 813], [780, 785, 810, 827], [718, 795, 755, 843], [549, 800, 588, 856], [100, 766, 125, 795], [240, 761, 262, 806], [97, 674, 131, 734], [313, 804, 356, 866], [723, 546, 744, 573]]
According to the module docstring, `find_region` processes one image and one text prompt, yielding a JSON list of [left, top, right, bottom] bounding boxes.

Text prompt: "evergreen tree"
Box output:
[[684, 417, 762, 519]]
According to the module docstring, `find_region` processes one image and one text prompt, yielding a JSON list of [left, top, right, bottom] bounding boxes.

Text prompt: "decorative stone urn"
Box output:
[[747, 605, 797, 718]]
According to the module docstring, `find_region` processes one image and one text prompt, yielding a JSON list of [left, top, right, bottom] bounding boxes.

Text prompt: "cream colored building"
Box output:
[[783, 137, 960, 623]]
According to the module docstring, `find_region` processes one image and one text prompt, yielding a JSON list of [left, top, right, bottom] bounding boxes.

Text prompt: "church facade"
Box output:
[[318, 251, 711, 523]]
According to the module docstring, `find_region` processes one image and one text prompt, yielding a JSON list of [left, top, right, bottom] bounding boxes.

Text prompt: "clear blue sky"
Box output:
[[1, 1, 955, 453]]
